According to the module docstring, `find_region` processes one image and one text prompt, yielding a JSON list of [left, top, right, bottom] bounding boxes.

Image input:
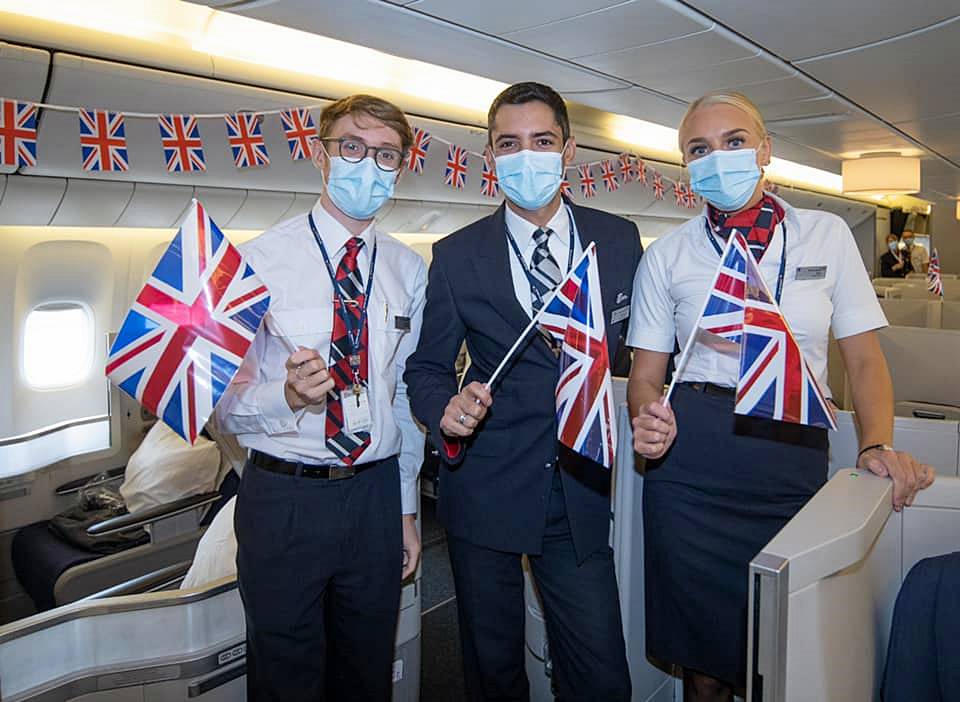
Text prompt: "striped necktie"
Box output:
[[529, 227, 562, 312], [325, 237, 371, 464]]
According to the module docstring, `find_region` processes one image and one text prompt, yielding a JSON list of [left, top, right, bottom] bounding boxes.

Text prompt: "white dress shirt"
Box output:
[[504, 202, 583, 317], [908, 242, 929, 272], [216, 199, 427, 514], [626, 193, 887, 396]]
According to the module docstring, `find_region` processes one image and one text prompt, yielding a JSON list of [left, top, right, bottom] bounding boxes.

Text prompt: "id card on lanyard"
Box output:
[[308, 212, 377, 424], [704, 219, 787, 305]]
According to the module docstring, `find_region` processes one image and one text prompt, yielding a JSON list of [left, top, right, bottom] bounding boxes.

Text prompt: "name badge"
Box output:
[[611, 306, 630, 325], [394, 315, 411, 332], [343, 386, 372, 434], [796, 265, 827, 281]]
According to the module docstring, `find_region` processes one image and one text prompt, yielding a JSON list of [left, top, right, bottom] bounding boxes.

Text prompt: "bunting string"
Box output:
[[0, 95, 717, 208]]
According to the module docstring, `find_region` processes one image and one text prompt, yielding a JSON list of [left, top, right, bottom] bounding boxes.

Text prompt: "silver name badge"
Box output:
[[796, 265, 827, 281], [611, 306, 630, 325]]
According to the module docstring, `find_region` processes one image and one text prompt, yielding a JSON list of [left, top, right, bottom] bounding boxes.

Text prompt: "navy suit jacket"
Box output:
[[404, 200, 642, 562]]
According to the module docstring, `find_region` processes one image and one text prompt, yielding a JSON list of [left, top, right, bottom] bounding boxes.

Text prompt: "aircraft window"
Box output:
[[23, 303, 94, 390]]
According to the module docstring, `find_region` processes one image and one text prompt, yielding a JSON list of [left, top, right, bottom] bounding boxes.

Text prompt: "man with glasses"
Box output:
[[405, 82, 640, 701], [216, 94, 426, 702]]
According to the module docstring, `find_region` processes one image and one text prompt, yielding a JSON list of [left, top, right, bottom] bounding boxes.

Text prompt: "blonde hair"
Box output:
[[319, 94, 413, 153], [678, 91, 767, 149]]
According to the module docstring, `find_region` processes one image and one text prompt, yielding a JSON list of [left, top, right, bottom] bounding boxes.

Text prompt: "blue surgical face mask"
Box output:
[[903, 237, 914, 248], [323, 156, 397, 220], [888, 241, 899, 252], [687, 148, 762, 212], [495, 149, 565, 210]]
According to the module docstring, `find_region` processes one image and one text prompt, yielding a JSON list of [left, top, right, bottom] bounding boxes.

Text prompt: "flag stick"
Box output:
[[485, 243, 595, 390], [662, 232, 738, 405]]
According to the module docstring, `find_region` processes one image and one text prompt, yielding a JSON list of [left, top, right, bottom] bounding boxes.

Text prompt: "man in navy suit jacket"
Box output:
[[405, 82, 642, 701]]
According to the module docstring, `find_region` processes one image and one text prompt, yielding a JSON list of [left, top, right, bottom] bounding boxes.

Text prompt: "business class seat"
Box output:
[[11, 469, 239, 611], [748, 470, 960, 701]]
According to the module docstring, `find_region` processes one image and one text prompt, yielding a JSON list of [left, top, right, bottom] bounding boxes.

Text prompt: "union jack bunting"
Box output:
[[538, 244, 617, 468], [652, 171, 664, 199], [736, 233, 837, 430], [928, 248, 943, 297], [685, 187, 700, 209], [406, 127, 432, 174], [636, 158, 647, 186], [280, 108, 316, 161], [674, 181, 687, 207], [618, 154, 634, 183], [600, 159, 620, 192], [0, 98, 37, 168], [106, 200, 271, 444], [578, 164, 596, 198], [225, 113, 269, 168], [79, 109, 129, 172], [480, 159, 499, 198], [560, 175, 573, 199], [158, 115, 206, 173], [444, 144, 468, 190]]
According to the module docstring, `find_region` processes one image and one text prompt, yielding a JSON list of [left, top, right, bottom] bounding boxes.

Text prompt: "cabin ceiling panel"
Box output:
[[684, 0, 960, 61]]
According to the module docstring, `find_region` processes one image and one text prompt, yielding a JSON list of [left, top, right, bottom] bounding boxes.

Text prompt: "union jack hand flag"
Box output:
[[928, 248, 943, 297], [618, 154, 634, 183], [578, 164, 596, 198], [699, 232, 749, 345], [406, 127, 431, 174], [225, 113, 269, 168], [538, 244, 617, 468], [0, 98, 37, 168], [736, 233, 837, 430], [444, 144, 468, 190], [600, 159, 620, 192], [158, 115, 206, 172], [480, 160, 499, 198], [652, 171, 664, 199], [80, 109, 129, 172], [560, 174, 573, 199], [106, 200, 271, 444], [280, 108, 316, 161]]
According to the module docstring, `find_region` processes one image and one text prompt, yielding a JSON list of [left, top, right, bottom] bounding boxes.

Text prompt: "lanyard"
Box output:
[[307, 212, 378, 371], [705, 219, 787, 305], [504, 205, 577, 309]]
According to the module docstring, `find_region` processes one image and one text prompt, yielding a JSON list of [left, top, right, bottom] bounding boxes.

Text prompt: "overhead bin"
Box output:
[[49, 178, 134, 226], [0, 42, 50, 176], [284, 192, 319, 219], [227, 189, 295, 229], [191, 186, 246, 225], [0, 175, 66, 226], [115, 182, 196, 228]]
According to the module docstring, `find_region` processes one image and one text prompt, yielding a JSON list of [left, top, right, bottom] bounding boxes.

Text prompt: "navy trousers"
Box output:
[[235, 458, 402, 702], [447, 470, 631, 702]]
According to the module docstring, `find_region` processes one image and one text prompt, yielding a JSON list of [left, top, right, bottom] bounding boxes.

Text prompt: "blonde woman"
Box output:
[[625, 91, 935, 700]]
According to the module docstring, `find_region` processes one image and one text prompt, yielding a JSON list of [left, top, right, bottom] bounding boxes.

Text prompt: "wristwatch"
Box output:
[[857, 443, 894, 465]]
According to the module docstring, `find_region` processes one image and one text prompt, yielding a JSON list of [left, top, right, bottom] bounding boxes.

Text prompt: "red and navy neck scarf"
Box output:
[[707, 194, 785, 262]]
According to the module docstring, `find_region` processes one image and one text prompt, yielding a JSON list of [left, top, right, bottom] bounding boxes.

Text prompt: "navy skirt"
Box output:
[[643, 382, 828, 687]]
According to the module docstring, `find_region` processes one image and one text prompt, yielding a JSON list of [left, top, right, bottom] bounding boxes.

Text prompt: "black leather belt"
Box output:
[[249, 450, 379, 480], [681, 381, 736, 398]]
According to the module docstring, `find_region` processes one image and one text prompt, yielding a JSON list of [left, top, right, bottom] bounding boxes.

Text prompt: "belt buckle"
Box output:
[[328, 465, 355, 481]]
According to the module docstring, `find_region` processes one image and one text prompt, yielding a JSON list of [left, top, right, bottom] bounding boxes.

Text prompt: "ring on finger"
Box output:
[[458, 413, 467, 425], [295, 362, 306, 381]]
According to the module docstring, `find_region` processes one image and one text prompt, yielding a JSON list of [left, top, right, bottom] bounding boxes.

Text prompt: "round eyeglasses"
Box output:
[[321, 137, 405, 172]]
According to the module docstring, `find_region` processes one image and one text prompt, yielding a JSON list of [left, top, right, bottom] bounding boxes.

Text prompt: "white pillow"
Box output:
[[180, 496, 237, 589], [120, 422, 221, 515]]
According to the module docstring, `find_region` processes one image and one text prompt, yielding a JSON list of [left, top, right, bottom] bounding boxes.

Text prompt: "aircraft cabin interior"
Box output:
[[0, 1, 958, 701]]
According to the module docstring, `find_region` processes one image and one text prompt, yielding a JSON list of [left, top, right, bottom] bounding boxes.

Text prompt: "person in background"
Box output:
[[627, 90, 936, 702], [879, 233, 911, 278], [216, 94, 426, 702], [405, 81, 640, 701], [902, 229, 930, 274]]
